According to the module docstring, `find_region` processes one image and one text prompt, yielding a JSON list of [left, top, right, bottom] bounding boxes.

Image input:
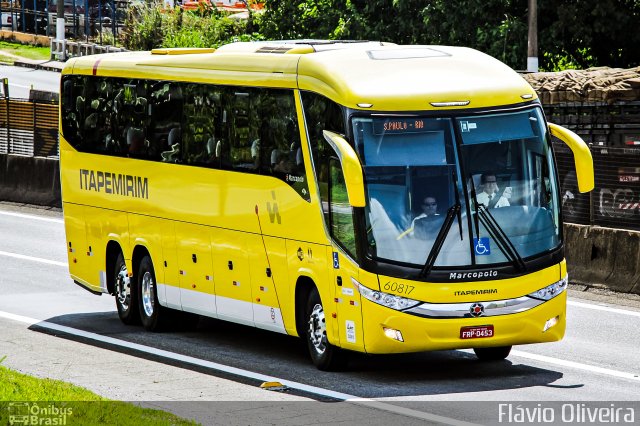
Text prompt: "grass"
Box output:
[[0, 41, 50, 61], [0, 364, 198, 425], [0, 53, 15, 64]]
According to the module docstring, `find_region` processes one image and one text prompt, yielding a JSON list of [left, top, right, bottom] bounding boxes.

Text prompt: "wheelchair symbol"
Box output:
[[474, 238, 491, 256]]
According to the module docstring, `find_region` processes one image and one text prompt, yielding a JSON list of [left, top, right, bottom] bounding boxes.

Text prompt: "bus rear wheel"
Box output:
[[473, 345, 512, 361], [137, 255, 166, 331], [305, 287, 346, 371], [114, 253, 140, 325]]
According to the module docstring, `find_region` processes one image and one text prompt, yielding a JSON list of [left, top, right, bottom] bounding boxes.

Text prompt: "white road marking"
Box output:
[[568, 300, 640, 318], [0, 310, 476, 426], [0, 210, 64, 224], [0, 250, 67, 267], [510, 350, 640, 381], [458, 348, 640, 382]]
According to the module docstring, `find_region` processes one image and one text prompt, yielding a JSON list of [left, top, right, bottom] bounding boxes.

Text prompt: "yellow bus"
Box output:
[[60, 41, 593, 370]]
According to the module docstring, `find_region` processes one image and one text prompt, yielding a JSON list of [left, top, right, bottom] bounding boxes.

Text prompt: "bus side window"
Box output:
[[227, 88, 257, 172], [263, 90, 309, 200], [301, 91, 347, 216], [151, 82, 184, 163], [61, 75, 85, 148]]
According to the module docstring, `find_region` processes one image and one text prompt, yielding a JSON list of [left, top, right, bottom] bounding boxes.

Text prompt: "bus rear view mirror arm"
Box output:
[[548, 123, 594, 193], [322, 130, 366, 207]]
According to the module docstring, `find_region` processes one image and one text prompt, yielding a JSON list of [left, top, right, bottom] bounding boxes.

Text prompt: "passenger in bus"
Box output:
[[411, 196, 443, 239], [476, 173, 511, 208], [272, 150, 294, 174]]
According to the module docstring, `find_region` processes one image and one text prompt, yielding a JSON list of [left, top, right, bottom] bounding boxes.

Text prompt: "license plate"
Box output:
[[460, 325, 494, 339]]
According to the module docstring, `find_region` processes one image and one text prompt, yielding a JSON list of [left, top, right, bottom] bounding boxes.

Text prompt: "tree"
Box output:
[[258, 0, 640, 70], [538, 0, 640, 70]]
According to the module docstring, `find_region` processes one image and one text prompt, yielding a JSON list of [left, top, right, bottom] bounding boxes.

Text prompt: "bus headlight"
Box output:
[[528, 275, 568, 301], [352, 278, 421, 311]]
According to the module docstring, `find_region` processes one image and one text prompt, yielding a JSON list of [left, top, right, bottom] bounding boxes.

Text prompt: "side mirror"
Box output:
[[322, 130, 366, 207], [548, 123, 594, 193]]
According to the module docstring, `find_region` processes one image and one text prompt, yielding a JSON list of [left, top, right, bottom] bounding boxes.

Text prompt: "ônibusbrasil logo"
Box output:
[[8, 402, 72, 425]]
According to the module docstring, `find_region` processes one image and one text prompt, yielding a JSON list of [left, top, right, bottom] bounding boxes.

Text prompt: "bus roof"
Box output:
[[64, 40, 537, 111]]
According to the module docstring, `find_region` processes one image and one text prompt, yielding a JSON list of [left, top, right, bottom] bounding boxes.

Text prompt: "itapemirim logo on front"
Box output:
[[8, 402, 72, 425]]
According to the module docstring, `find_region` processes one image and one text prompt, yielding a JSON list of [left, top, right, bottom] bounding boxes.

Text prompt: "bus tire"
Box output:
[[305, 287, 347, 371], [473, 345, 512, 361], [114, 253, 140, 325], [137, 255, 165, 331]]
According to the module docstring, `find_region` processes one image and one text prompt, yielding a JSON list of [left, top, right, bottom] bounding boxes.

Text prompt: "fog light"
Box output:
[[543, 315, 560, 332], [383, 327, 404, 342]]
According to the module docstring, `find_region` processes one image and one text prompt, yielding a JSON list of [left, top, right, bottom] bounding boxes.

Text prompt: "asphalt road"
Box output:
[[0, 64, 60, 99], [1, 203, 639, 425]]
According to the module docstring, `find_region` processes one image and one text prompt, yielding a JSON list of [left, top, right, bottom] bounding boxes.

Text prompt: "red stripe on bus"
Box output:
[[93, 60, 102, 76]]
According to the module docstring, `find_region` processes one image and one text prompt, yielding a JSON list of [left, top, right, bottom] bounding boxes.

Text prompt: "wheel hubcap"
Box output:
[[115, 264, 130, 310], [141, 271, 155, 317], [308, 303, 327, 355]]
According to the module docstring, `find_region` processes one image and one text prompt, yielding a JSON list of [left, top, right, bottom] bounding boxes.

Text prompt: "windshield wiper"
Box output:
[[468, 176, 525, 271], [419, 203, 461, 278], [476, 203, 526, 271]]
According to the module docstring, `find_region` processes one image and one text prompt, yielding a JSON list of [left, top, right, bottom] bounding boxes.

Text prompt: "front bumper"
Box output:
[[360, 290, 566, 354]]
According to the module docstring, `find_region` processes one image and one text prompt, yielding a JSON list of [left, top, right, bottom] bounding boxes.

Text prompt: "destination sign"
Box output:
[[373, 118, 429, 135]]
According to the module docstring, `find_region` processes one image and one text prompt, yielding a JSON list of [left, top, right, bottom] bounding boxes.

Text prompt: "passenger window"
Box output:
[[180, 84, 215, 165], [301, 91, 347, 223], [61, 75, 86, 149], [60, 75, 310, 202], [228, 89, 258, 172], [150, 82, 184, 163]]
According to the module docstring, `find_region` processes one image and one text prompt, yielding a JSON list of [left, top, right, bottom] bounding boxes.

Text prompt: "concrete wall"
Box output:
[[564, 223, 640, 295], [0, 154, 61, 207]]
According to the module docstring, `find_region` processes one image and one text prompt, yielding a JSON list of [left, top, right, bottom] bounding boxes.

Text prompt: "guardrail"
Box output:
[[50, 37, 127, 61], [0, 96, 58, 158]]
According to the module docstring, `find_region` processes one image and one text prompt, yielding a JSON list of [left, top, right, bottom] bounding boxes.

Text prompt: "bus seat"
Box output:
[[127, 126, 145, 155], [270, 149, 281, 167], [134, 96, 148, 116], [207, 137, 216, 156], [84, 113, 98, 131], [76, 96, 85, 114]]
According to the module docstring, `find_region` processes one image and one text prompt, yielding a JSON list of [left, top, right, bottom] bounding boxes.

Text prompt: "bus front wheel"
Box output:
[[473, 345, 512, 361], [305, 287, 347, 371], [114, 253, 140, 325], [137, 255, 165, 331]]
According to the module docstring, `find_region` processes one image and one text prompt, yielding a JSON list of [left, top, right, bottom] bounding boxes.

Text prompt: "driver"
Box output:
[[476, 173, 510, 208]]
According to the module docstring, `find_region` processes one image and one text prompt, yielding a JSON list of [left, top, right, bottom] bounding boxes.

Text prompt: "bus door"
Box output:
[[327, 154, 365, 351], [246, 234, 286, 333], [210, 229, 254, 326], [63, 203, 92, 288], [328, 248, 364, 351], [175, 223, 216, 317]]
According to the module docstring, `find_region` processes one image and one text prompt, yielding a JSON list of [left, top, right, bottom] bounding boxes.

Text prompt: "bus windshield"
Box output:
[[352, 107, 561, 268]]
